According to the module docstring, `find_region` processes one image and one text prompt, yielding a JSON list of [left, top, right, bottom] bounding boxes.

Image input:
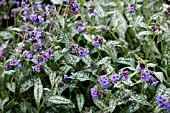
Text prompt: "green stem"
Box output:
[[146, 34, 156, 59]]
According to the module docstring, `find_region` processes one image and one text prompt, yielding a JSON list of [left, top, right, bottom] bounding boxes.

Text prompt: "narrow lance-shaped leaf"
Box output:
[[48, 96, 71, 104], [76, 93, 85, 112], [34, 77, 43, 108]]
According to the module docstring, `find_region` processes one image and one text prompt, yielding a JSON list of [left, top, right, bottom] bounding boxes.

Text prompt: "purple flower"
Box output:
[[10, 59, 19, 66], [137, 62, 146, 72], [89, 5, 95, 17], [110, 74, 120, 84], [72, 44, 79, 53], [143, 70, 151, 76], [77, 23, 85, 33], [72, 1, 80, 12], [129, 4, 135, 13], [23, 10, 28, 16], [151, 81, 159, 86], [16, 1, 20, 7], [23, 25, 30, 31], [63, 0, 69, 2], [18, 63, 22, 69], [25, 50, 33, 59], [4, 65, 8, 71], [37, 4, 42, 9], [90, 12, 95, 17], [78, 48, 89, 58], [0, 1, 3, 7], [45, 4, 52, 12], [157, 96, 170, 110], [23, 16, 28, 22], [30, 14, 37, 22], [38, 16, 44, 24], [98, 75, 111, 89], [64, 75, 68, 79], [90, 88, 98, 99], [92, 41, 100, 47], [151, 26, 158, 32], [32, 65, 41, 73]]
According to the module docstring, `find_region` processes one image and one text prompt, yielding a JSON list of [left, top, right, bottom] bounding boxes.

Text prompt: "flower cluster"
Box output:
[[71, 1, 80, 12], [98, 75, 111, 89], [5, 59, 23, 70], [90, 88, 98, 99], [110, 74, 120, 84], [71, 44, 89, 58], [90, 88, 106, 99], [138, 62, 159, 86], [157, 96, 170, 110], [71, 44, 79, 53], [78, 48, 89, 58], [110, 70, 129, 84], [92, 36, 103, 47]]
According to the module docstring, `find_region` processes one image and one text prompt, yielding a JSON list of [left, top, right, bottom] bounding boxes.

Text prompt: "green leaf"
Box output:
[[65, 54, 80, 66], [83, 34, 93, 42], [82, 55, 92, 65], [76, 94, 85, 112], [0, 97, 9, 112], [109, 98, 116, 112], [97, 57, 111, 65], [11, 28, 23, 32], [48, 96, 71, 104], [154, 72, 164, 83], [93, 99, 107, 110], [44, 66, 56, 88], [20, 78, 34, 93], [131, 94, 151, 106], [34, 77, 43, 108], [77, 0, 84, 4], [116, 57, 135, 67], [110, 11, 127, 38], [20, 102, 27, 113], [4, 99, 15, 111], [6, 82, 16, 93], [0, 31, 13, 40], [137, 31, 153, 36], [54, 50, 63, 62], [70, 71, 94, 81], [50, 0, 62, 4], [127, 102, 140, 113]]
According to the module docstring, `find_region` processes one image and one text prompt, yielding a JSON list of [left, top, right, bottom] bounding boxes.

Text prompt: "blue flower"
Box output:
[[92, 41, 100, 47], [32, 65, 41, 73], [64, 75, 69, 79], [98, 75, 111, 89], [157, 96, 170, 110], [78, 48, 89, 58], [72, 1, 80, 12], [30, 14, 37, 23], [25, 50, 33, 59], [129, 4, 135, 13], [38, 16, 44, 24], [110, 74, 120, 84], [90, 88, 98, 99], [77, 23, 85, 33], [10, 59, 19, 66], [151, 81, 159, 86]]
